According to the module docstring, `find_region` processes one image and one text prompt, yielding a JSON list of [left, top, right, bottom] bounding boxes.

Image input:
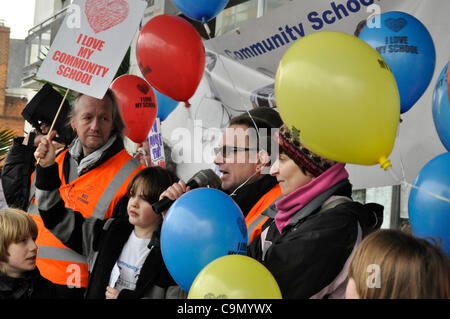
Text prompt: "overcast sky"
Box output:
[[0, 0, 36, 39]]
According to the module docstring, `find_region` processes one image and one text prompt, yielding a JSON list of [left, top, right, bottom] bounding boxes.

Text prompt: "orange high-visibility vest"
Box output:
[[245, 184, 282, 244], [28, 149, 143, 287]]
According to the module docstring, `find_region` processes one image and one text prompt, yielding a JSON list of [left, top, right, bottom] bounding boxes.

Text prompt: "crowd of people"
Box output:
[[0, 90, 448, 299]]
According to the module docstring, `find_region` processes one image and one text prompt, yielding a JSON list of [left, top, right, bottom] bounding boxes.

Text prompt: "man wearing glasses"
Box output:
[[161, 107, 282, 244]]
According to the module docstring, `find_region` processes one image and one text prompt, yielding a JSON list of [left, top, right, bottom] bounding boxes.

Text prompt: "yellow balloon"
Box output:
[[187, 255, 282, 299], [275, 31, 400, 169]]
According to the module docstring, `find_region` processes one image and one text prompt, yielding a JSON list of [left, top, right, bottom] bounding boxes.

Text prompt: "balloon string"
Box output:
[[389, 122, 450, 204], [203, 23, 212, 38], [386, 166, 402, 184], [388, 162, 450, 204], [385, 118, 407, 184], [396, 117, 407, 182], [402, 181, 450, 204], [203, 24, 249, 113], [389, 118, 407, 184], [377, 123, 450, 210]]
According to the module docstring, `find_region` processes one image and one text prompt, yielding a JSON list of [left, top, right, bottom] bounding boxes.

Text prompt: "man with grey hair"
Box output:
[[1, 89, 144, 289]]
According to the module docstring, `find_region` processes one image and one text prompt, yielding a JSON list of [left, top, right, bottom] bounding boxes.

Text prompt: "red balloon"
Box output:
[[136, 14, 205, 104], [110, 75, 157, 143]]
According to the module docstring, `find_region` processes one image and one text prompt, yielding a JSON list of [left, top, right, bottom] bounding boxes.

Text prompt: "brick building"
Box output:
[[0, 25, 10, 125], [0, 24, 28, 138], [1, 95, 28, 137]]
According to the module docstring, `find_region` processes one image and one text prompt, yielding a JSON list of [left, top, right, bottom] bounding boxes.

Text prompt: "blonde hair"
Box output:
[[0, 208, 38, 272], [348, 229, 449, 299]]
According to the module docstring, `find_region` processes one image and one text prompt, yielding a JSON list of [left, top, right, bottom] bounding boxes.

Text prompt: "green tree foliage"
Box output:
[[0, 128, 16, 171]]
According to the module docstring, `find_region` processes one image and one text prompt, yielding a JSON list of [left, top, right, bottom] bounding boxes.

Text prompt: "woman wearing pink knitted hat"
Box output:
[[247, 124, 384, 299]]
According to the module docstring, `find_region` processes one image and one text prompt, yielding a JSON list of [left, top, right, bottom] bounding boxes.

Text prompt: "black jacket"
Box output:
[[85, 218, 184, 299], [35, 163, 185, 299], [0, 268, 83, 300], [247, 180, 383, 299], [1, 136, 128, 217], [1, 137, 36, 210]]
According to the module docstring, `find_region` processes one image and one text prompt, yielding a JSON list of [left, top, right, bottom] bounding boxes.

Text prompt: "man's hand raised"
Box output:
[[34, 131, 57, 168]]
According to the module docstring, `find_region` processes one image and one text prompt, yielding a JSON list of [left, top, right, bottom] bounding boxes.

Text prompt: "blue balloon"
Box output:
[[161, 188, 247, 291], [172, 0, 229, 23], [155, 89, 179, 121], [359, 11, 436, 113], [432, 63, 450, 152], [408, 153, 450, 255]]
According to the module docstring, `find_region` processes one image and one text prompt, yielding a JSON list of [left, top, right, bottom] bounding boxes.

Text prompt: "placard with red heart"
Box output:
[[36, 0, 146, 99]]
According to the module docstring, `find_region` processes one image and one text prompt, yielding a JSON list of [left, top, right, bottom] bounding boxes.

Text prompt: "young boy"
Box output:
[[0, 208, 82, 299]]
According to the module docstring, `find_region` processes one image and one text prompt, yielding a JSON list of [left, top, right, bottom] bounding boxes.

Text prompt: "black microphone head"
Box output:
[[188, 169, 222, 189]]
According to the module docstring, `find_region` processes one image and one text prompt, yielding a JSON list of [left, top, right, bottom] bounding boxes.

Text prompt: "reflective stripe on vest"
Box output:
[[38, 246, 87, 264], [247, 213, 269, 243], [27, 157, 140, 219], [29, 174, 36, 205], [245, 184, 282, 244], [68, 156, 78, 183], [28, 202, 39, 216], [91, 157, 141, 220]]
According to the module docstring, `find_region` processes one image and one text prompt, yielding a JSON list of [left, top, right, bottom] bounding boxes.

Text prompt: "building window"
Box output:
[[215, 0, 258, 37], [215, 0, 293, 37], [263, 0, 292, 14]]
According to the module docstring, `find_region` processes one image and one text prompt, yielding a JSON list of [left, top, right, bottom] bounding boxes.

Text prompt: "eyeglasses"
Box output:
[[214, 145, 258, 158]]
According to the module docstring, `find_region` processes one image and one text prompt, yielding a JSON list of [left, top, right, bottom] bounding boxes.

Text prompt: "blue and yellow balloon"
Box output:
[[359, 11, 436, 113], [432, 63, 450, 152], [275, 31, 400, 169], [172, 0, 229, 24]]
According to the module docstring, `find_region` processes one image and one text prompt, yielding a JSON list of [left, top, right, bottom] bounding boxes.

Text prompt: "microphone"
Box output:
[[152, 169, 222, 214]]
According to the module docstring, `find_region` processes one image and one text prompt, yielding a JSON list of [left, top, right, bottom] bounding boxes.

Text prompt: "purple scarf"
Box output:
[[274, 163, 349, 233]]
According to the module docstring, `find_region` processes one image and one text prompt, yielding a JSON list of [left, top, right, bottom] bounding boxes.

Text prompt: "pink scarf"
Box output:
[[274, 163, 349, 233]]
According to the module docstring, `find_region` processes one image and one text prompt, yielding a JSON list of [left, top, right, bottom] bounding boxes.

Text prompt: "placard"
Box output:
[[37, 0, 147, 98]]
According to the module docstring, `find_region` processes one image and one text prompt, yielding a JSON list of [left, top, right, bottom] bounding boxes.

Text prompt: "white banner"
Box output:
[[37, 0, 146, 99], [205, 0, 449, 74]]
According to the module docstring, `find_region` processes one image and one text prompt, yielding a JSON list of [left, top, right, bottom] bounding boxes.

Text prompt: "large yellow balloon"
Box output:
[[275, 31, 400, 169], [187, 255, 282, 299]]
